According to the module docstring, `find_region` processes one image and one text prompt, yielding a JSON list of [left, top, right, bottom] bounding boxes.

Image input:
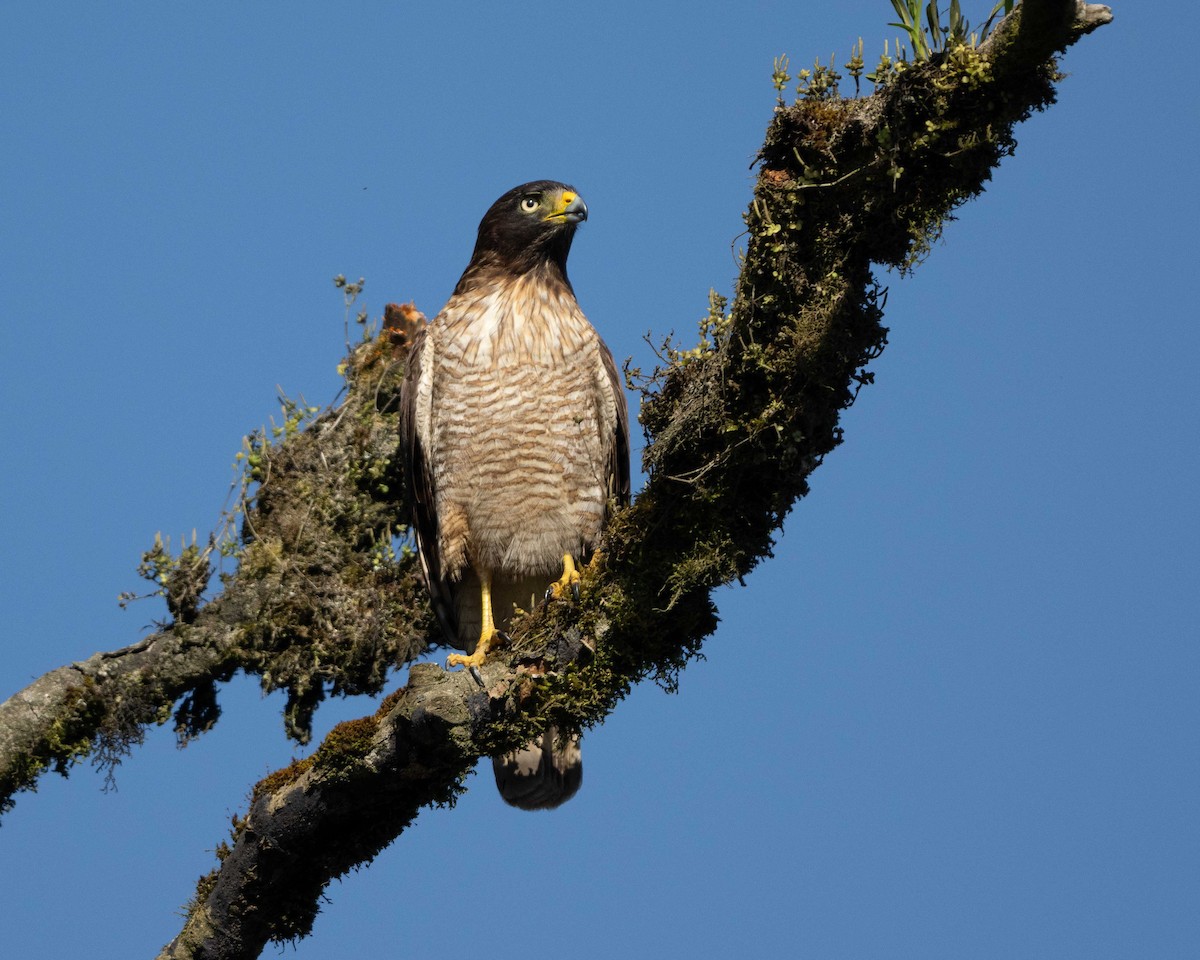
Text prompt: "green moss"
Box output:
[[183, 323, 437, 745], [311, 717, 379, 780], [375, 685, 407, 718], [251, 756, 314, 804], [183, 868, 219, 920], [621, 32, 1062, 708]]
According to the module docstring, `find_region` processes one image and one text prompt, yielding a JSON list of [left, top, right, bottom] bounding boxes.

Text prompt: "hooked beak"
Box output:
[[546, 189, 588, 225]]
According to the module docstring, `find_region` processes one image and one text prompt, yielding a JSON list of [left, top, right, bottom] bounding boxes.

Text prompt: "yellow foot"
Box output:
[[547, 553, 581, 602], [447, 572, 504, 675], [446, 650, 484, 670], [446, 626, 508, 671]]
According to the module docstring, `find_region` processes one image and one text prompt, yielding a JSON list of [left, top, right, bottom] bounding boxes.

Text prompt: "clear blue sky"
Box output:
[[2, 3, 1196, 958]]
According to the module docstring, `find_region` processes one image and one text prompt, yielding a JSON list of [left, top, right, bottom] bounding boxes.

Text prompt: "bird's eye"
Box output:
[[519, 197, 540, 213]]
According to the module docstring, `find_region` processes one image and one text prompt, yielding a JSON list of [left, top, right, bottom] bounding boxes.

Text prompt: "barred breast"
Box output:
[[426, 272, 617, 583]]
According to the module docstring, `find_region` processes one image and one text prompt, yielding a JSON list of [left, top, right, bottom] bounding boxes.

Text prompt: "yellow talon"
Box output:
[[548, 553, 581, 601], [447, 571, 502, 671], [446, 628, 497, 670]]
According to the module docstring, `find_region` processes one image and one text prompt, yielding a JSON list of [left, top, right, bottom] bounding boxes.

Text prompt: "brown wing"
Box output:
[[599, 339, 632, 512], [398, 325, 459, 645]]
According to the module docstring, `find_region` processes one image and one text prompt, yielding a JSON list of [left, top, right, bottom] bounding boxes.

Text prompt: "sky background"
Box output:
[[1, 2, 1196, 958]]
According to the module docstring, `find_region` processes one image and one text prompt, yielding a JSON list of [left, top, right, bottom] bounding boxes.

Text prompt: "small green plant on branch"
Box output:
[[890, 0, 1016, 59]]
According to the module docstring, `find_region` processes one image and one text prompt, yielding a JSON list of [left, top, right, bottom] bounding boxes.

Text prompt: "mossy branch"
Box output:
[[0, 2, 1109, 957], [0, 329, 435, 818]]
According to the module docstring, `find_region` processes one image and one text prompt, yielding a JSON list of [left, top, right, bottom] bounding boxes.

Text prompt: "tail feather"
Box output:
[[493, 726, 582, 810]]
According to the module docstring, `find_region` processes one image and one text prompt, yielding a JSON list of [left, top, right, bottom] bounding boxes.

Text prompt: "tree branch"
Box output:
[[153, 3, 1114, 956], [982, 0, 1113, 62], [159, 663, 477, 960], [0, 330, 436, 816], [0, 2, 1112, 956]]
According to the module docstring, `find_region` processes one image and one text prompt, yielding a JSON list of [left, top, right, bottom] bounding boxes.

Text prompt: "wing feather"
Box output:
[[598, 340, 631, 511], [399, 325, 459, 644]]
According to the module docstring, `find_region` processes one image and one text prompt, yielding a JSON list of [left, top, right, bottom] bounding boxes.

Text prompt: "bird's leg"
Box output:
[[547, 553, 581, 602], [447, 572, 502, 671]]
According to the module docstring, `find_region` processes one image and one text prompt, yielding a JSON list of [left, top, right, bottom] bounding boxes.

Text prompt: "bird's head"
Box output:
[[467, 180, 588, 278]]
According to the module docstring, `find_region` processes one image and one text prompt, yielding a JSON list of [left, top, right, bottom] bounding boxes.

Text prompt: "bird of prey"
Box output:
[[400, 181, 630, 808]]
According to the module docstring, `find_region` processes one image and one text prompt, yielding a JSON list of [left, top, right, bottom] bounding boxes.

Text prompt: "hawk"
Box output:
[[400, 181, 630, 809]]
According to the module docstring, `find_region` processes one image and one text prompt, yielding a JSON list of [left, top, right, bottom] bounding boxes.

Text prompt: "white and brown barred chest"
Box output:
[[417, 275, 617, 580]]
